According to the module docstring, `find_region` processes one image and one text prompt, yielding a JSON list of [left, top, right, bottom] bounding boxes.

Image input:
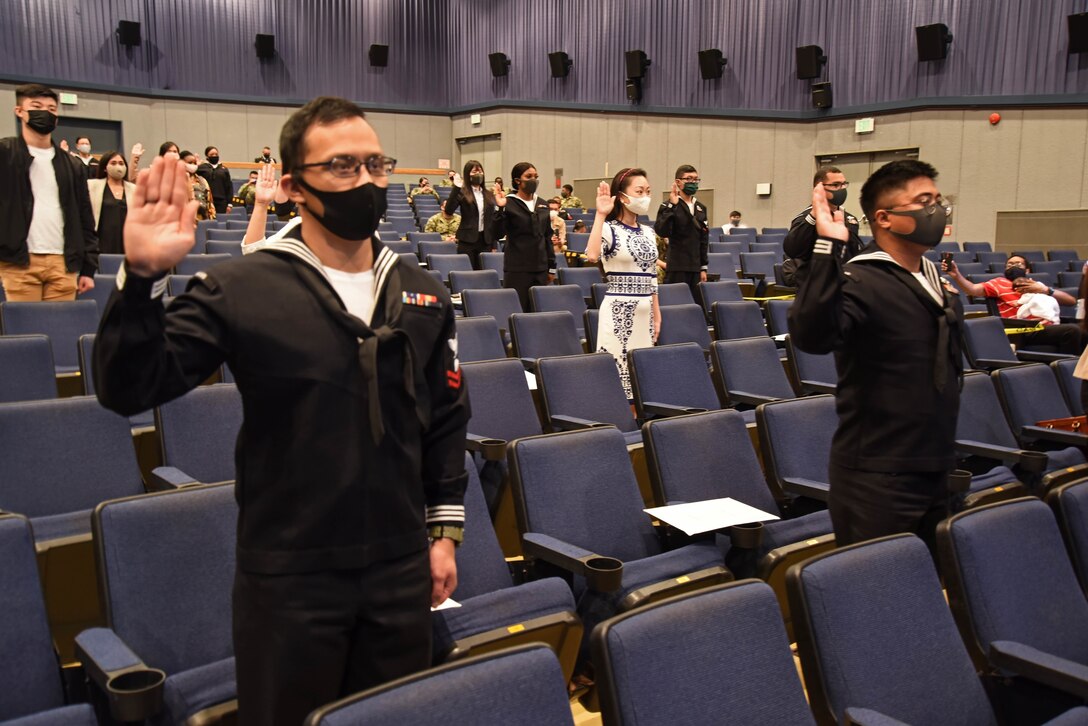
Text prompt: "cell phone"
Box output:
[[940, 252, 953, 267]]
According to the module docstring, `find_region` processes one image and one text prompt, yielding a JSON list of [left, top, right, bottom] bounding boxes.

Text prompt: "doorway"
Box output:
[[54, 117, 124, 158], [456, 134, 502, 190]]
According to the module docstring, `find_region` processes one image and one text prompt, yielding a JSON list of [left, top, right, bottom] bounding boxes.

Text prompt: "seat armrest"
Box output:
[[549, 414, 609, 432], [800, 380, 837, 395], [618, 565, 732, 611], [727, 390, 780, 407], [972, 358, 1025, 369], [521, 532, 623, 593], [844, 707, 912, 726], [990, 640, 1088, 700], [782, 477, 830, 501], [956, 439, 1035, 468], [641, 401, 709, 418], [1017, 350, 1075, 362], [1019, 425, 1088, 448], [75, 628, 166, 723], [466, 433, 506, 462], [147, 466, 202, 491]]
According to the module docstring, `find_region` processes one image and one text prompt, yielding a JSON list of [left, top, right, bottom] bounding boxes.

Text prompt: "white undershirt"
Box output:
[[684, 196, 696, 216], [472, 186, 485, 231], [911, 271, 944, 305], [27, 145, 64, 255], [510, 193, 537, 211], [323, 267, 376, 324]]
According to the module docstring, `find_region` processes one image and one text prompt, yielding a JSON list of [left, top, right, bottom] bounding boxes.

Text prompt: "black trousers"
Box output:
[[213, 200, 230, 215], [457, 240, 491, 270], [505, 270, 549, 313], [828, 462, 950, 556], [232, 548, 432, 726], [1019, 323, 1085, 355], [664, 269, 701, 305]]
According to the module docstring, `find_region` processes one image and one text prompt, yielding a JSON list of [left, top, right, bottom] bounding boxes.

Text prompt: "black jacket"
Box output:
[[490, 194, 556, 274], [789, 239, 963, 473], [196, 163, 234, 208], [444, 183, 494, 248], [654, 198, 709, 272], [0, 136, 98, 276], [783, 205, 864, 261], [93, 233, 470, 575]]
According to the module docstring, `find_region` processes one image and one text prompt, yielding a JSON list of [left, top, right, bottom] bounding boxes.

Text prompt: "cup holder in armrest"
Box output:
[[583, 556, 623, 592], [106, 668, 166, 722], [1018, 450, 1048, 474], [726, 521, 764, 549], [947, 469, 973, 494]]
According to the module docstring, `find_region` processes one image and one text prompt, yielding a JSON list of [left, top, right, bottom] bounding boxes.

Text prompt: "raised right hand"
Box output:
[[124, 157, 199, 277], [493, 181, 506, 207], [254, 163, 278, 206], [130, 142, 145, 158], [452, 172, 463, 187], [669, 180, 680, 205], [595, 181, 615, 216], [811, 183, 848, 242]]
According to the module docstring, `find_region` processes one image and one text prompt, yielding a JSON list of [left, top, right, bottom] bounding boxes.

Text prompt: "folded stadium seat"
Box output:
[[203, 240, 244, 257], [784, 334, 836, 395], [76, 483, 239, 726], [756, 232, 786, 246], [709, 241, 746, 258], [923, 249, 940, 263], [698, 280, 743, 319], [556, 267, 603, 307], [656, 282, 695, 307], [167, 274, 192, 297], [377, 222, 396, 237], [1020, 250, 1047, 264], [788, 534, 1088, 725], [95, 253, 126, 275], [390, 217, 417, 238], [708, 227, 724, 242], [426, 253, 473, 284], [430, 268, 449, 288], [749, 241, 783, 256], [536, 353, 644, 446], [1033, 260, 1067, 276], [223, 219, 249, 231], [739, 251, 776, 285], [454, 316, 505, 363], [78, 333, 155, 430], [150, 383, 242, 490], [706, 252, 739, 281], [380, 239, 413, 256], [643, 409, 833, 582], [712, 300, 767, 342], [938, 498, 1088, 720], [590, 281, 609, 309], [967, 271, 1002, 283], [727, 227, 756, 238], [75, 273, 116, 320], [756, 395, 835, 504], [949, 251, 976, 266], [0, 334, 57, 403], [977, 250, 1007, 268], [1051, 358, 1085, 415], [0, 515, 97, 726], [1047, 477, 1088, 593], [417, 240, 455, 261], [656, 303, 712, 356], [566, 232, 590, 254], [1059, 270, 1083, 290], [954, 262, 986, 275], [963, 241, 993, 254], [1070, 260, 1088, 272], [593, 581, 817, 726], [449, 269, 500, 294], [991, 364, 1088, 488], [174, 253, 232, 276], [528, 286, 588, 338], [510, 311, 585, 370], [205, 228, 246, 243], [1, 299, 99, 377], [431, 455, 581, 677], [711, 338, 797, 411], [461, 287, 521, 347], [962, 316, 1073, 371], [194, 219, 220, 248], [763, 298, 791, 337], [408, 232, 442, 245], [628, 340, 733, 419], [509, 427, 731, 660], [936, 240, 961, 253], [762, 227, 789, 235], [303, 644, 576, 726], [398, 252, 420, 268], [583, 309, 599, 350]]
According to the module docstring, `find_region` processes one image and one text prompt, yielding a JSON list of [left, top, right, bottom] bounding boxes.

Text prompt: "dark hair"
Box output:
[[95, 150, 125, 179], [75, 136, 91, 145], [730, 210, 741, 216], [674, 164, 697, 179], [179, 150, 196, 163], [814, 166, 842, 186], [459, 159, 493, 206], [510, 162, 536, 192], [606, 167, 648, 223], [158, 141, 179, 156], [548, 197, 562, 206], [859, 159, 939, 223], [204, 146, 218, 156], [280, 96, 366, 174], [1006, 253, 1031, 272], [573, 220, 587, 231], [419, 176, 427, 184], [262, 145, 271, 151], [15, 83, 58, 104], [562, 184, 573, 193]]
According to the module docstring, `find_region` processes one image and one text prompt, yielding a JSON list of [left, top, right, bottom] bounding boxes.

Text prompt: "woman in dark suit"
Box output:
[[443, 159, 494, 269], [490, 161, 555, 312]]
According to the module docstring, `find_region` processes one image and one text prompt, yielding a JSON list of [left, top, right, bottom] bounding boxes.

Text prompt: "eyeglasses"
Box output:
[[883, 197, 952, 218], [678, 177, 701, 183], [295, 155, 397, 178], [822, 181, 849, 190]]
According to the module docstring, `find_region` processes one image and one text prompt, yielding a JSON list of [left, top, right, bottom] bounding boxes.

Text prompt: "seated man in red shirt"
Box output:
[[945, 252, 1084, 354]]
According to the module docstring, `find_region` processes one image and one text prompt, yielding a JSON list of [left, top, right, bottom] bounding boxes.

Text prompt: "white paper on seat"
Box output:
[[644, 498, 779, 536], [431, 598, 461, 612], [524, 370, 538, 390], [772, 334, 788, 342]]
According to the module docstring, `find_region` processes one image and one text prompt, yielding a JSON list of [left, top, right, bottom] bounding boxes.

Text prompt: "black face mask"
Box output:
[[207, 155, 220, 165], [1004, 266, 1028, 282], [828, 187, 848, 207], [296, 177, 387, 241], [25, 110, 57, 135], [469, 174, 484, 187], [519, 179, 539, 196], [887, 206, 948, 248]]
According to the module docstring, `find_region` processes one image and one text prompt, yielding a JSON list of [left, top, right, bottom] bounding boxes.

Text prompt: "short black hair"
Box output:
[[179, 150, 195, 160], [15, 83, 58, 104], [729, 210, 741, 216], [562, 183, 573, 193], [813, 166, 842, 186], [510, 162, 536, 191], [675, 164, 697, 179], [75, 136, 91, 145], [280, 96, 366, 174], [204, 146, 217, 156], [859, 159, 939, 222], [1007, 252, 1031, 272]]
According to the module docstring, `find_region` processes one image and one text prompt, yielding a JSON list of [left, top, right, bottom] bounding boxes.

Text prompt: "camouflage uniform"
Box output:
[[560, 194, 583, 209], [409, 186, 440, 203], [425, 212, 461, 237]]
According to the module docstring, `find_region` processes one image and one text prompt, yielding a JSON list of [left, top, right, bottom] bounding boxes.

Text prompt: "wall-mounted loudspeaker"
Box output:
[[548, 51, 572, 78], [625, 50, 650, 79], [625, 78, 642, 102], [1069, 13, 1088, 54], [795, 45, 825, 79], [697, 49, 727, 80], [255, 34, 275, 59], [117, 20, 141, 47], [369, 44, 389, 67], [489, 52, 511, 77], [915, 23, 952, 61], [812, 82, 833, 109]]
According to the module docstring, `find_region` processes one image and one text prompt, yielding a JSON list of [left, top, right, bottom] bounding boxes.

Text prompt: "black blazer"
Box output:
[[444, 184, 494, 247], [654, 198, 709, 272], [490, 195, 556, 273]]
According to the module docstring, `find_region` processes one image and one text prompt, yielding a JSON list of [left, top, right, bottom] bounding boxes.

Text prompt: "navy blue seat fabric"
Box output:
[[76, 484, 238, 725], [656, 304, 711, 352], [381, 240, 414, 256], [656, 283, 695, 307], [593, 581, 816, 726], [698, 280, 743, 317], [449, 269, 500, 293], [479, 252, 504, 280], [1049, 478, 1088, 593], [537, 353, 641, 444], [556, 267, 602, 304], [992, 364, 1088, 473], [710, 337, 795, 408], [98, 252, 126, 274], [153, 384, 242, 488], [0, 515, 98, 725], [712, 301, 766, 341], [510, 311, 584, 363], [764, 298, 791, 337], [426, 254, 473, 282], [706, 252, 739, 280], [0, 335, 56, 403], [454, 316, 506, 363], [739, 252, 776, 280], [204, 239, 245, 257], [566, 232, 590, 253], [204, 228, 246, 242], [584, 308, 599, 350], [964, 241, 993, 254], [529, 285, 588, 338], [167, 274, 193, 297], [461, 358, 542, 445], [461, 287, 523, 338], [756, 395, 836, 502], [785, 334, 836, 395], [417, 240, 453, 261], [0, 300, 98, 374], [76, 273, 116, 319], [407, 232, 442, 245], [962, 316, 1070, 370], [175, 253, 232, 276], [303, 644, 575, 726], [628, 342, 723, 421]]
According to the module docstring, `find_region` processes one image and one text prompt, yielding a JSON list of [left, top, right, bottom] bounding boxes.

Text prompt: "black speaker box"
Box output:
[[916, 23, 951, 61], [489, 52, 510, 77], [1070, 13, 1088, 54], [796, 45, 824, 79], [812, 82, 833, 109], [697, 49, 726, 80], [369, 44, 389, 67], [548, 51, 572, 78], [117, 20, 141, 47], [625, 50, 649, 79], [255, 34, 275, 59], [625, 78, 642, 102]]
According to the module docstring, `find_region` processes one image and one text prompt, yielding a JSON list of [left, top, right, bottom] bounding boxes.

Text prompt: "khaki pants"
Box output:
[[0, 254, 78, 302]]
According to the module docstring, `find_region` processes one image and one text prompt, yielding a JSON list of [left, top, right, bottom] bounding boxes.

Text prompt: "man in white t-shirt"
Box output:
[[0, 84, 98, 301]]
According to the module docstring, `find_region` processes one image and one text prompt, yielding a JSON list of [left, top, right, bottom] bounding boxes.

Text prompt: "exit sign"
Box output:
[[855, 117, 874, 134], [59, 92, 78, 105]]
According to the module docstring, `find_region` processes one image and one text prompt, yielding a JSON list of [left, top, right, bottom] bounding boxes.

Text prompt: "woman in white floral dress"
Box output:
[[586, 168, 661, 399]]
